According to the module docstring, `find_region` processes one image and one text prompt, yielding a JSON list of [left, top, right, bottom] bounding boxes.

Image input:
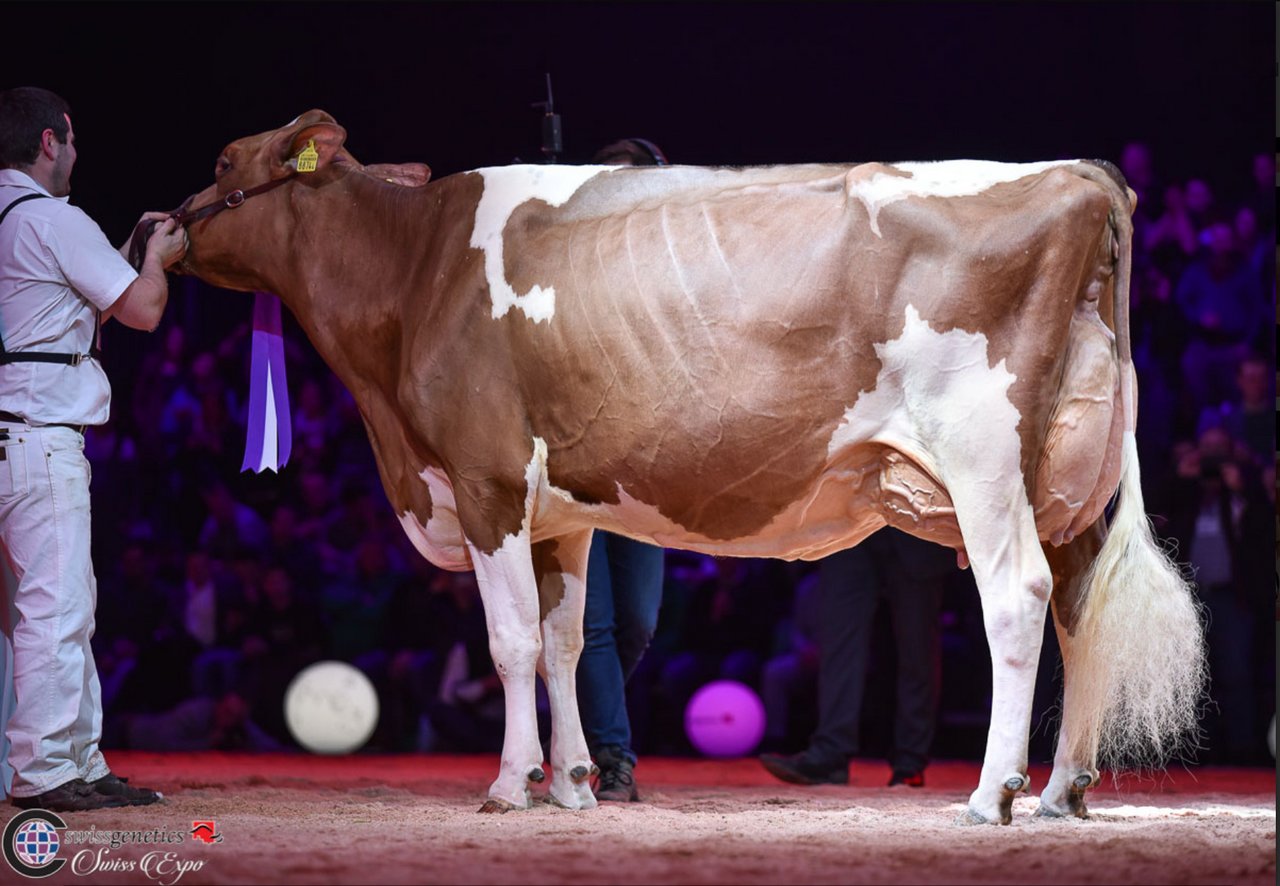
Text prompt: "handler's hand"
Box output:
[[133, 210, 171, 229], [118, 211, 173, 262], [146, 216, 188, 269]]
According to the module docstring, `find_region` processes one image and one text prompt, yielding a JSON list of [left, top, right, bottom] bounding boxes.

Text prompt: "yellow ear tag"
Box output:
[[295, 139, 319, 174]]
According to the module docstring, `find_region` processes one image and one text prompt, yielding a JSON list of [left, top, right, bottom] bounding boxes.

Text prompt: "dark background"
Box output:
[[6, 2, 1273, 235], [6, 1, 1272, 358]]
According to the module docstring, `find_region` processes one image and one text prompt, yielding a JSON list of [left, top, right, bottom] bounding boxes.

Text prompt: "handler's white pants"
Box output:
[[0, 425, 110, 797]]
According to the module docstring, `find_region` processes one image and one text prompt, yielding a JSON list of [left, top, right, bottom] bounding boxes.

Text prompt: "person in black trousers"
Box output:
[[760, 527, 951, 786]]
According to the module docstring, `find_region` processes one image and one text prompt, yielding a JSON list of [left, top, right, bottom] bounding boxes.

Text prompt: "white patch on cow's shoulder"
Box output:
[[398, 466, 471, 570], [471, 166, 615, 323], [849, 159, 1076, 237], [828, 304, 1023, 511]]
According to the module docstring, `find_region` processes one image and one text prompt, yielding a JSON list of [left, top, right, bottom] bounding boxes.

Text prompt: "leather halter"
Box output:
[[172, 172, 296, 227], [128, 171, 296, 270]]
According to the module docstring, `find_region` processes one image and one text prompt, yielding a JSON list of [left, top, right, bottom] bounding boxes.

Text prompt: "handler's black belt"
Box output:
[[0, 194, 102, 366], [0, 410, 85, 435]]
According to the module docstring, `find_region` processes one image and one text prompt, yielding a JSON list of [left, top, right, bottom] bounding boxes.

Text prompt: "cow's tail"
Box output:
[[1061, 161, 1206, 770]]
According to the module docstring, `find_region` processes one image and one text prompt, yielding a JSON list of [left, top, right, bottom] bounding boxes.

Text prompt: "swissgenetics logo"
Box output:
[[3, 811, 212, 884], [190, 821, 222, 844], [3, 809, 67, 878]]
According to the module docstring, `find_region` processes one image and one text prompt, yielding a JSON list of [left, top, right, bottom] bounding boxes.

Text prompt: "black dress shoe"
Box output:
[[888, 769, 925, 787], [12, 778, 129, 812], [759, 751, 849, 785], [91, 773, 163, 806]]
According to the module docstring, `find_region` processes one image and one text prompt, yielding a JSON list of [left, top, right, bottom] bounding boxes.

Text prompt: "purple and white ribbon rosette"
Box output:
[[242, 291, 292, 473]]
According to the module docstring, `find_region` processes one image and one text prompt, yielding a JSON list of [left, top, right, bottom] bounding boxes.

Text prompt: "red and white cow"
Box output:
[[173, 111, 1204, 824]]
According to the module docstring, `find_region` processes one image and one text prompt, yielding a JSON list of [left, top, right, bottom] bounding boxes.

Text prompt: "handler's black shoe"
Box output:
[[593, 747, 640, 802], [91, 773, 163, 806], [888, 769, 925, 788], [12, 778, 129, 812], [759, 751, 849, 785]]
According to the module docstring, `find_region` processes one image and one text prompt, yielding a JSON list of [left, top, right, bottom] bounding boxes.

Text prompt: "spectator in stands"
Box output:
[[239, 566, 325, 746], [1167, 427, 1272, 762], [1196, 353, 1274, 467], [197, 475, 270, 560], [1176, 219, 1267, 408]]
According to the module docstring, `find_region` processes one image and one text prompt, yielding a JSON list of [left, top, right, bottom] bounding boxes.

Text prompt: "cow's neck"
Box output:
[[273, 169, 443, 395]]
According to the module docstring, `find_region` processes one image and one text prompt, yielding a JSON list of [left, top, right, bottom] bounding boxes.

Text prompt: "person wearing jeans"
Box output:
[[574, 136, 670, 803]]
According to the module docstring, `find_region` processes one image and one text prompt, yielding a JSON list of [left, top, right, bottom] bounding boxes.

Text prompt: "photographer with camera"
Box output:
[[1166, 426, 1272, 764]]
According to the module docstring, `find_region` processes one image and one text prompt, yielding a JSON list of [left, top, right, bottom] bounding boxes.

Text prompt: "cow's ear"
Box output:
[[364, 162, 432, 188], [272, 118, 347, 178]]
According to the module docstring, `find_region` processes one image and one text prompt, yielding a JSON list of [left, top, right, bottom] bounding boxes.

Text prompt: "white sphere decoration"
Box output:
[[684, 679, 767, 758], [284, 660, 380, 754]]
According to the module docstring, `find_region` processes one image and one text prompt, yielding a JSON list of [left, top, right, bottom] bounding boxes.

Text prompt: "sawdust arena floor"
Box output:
[[28, 752, 1275, 885]]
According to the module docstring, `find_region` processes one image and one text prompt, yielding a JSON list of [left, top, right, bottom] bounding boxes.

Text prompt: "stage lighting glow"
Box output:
[[684, 679, 766, 758], [946, 800, 1276, 821], [284, 660, 380, 755], [1098, 804, 1276, 820]]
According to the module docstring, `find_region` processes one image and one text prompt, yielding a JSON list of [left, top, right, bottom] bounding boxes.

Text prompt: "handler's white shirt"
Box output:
[[0, 169, 136, 426]]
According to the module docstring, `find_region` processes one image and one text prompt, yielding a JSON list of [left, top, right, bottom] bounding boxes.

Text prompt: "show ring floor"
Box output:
[[7, 753, 1274, 885]]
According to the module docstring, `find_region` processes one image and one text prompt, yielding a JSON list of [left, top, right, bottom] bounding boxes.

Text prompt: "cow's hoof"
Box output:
[[955, 807, 1004, 826], [547, 779, 597, 811], [527, 766, 546, 784], [960, 774, 1024, 826], [478, 799, 517, 814], [1033, 799, 1090, 820], [1036, 773, 1095, 820]]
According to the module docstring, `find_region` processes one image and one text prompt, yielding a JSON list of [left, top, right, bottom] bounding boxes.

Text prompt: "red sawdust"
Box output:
[[18, 752, 1274, 885]]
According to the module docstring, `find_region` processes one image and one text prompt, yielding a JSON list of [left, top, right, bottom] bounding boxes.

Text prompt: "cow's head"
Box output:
[[174, 110, 430, 291]]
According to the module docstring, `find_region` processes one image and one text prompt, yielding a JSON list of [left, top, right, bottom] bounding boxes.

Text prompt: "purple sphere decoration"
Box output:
[[684, 679, 767, 758]]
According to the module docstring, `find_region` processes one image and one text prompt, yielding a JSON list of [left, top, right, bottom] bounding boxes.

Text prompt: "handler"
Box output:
[[0, 86, 187, 811], [576, 138, 670, 802]]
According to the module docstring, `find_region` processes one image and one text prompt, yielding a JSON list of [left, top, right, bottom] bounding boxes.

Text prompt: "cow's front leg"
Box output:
[[467, 533, 546, 812], [533, 530, 597, 810]]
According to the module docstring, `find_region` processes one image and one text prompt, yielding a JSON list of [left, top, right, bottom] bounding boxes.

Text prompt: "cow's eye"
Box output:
[[215, 157, 231, 178]]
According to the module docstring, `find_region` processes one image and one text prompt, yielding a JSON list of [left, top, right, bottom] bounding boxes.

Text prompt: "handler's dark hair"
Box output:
[[0, 87, 71, 169], [591, 138, 668, 167]]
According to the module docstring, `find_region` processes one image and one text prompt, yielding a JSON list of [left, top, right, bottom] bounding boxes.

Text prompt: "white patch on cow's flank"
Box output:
[[471, 166, 616, 323], [827, 304, 1025, 522], [849, 159, 1076, 237]]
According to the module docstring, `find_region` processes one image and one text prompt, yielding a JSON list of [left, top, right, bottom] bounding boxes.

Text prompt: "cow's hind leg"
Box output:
[[952, 497, 1051, 826], [933, 421, 1052, 825], [467, 533, 547, 812], [1036, 522, 1105, 819], [533, 530, 597, 810], [878, 309, 1052, 824]]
